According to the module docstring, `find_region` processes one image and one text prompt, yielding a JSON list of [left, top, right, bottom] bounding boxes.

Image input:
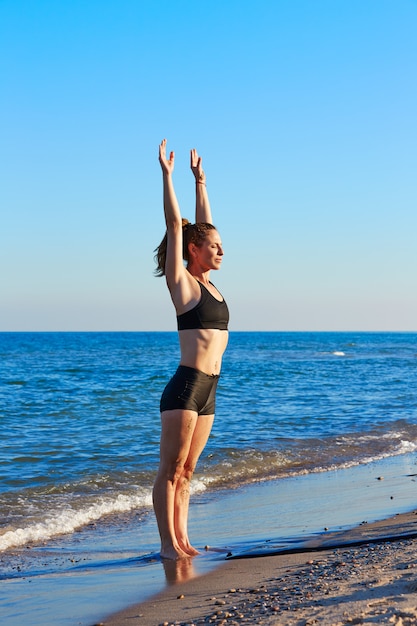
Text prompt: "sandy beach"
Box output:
[[104, 510, 417, 626]]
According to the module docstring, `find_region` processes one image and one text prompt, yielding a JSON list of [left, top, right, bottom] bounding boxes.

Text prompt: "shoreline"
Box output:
[[104, 509, 417, 626], [2, 453, 417, 626]]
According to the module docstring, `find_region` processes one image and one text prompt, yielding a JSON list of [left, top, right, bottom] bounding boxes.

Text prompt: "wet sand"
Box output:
[[104, 509, 417, 626]]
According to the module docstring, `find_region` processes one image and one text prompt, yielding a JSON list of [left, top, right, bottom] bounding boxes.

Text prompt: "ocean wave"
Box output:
[[0, 480, 209, 552], [200, 426, 417, 489], [0, 491, 151, 552], [2, 425, 416, 551]]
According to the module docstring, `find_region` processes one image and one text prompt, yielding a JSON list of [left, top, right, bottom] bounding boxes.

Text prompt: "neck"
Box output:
[[187, 267, 211, 284]]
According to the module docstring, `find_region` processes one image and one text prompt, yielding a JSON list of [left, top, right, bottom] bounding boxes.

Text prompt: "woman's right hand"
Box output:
[[159, 139, 175, 176]]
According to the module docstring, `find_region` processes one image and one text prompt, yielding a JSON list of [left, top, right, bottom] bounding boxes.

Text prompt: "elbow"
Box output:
[[165, 218, 183, 232]]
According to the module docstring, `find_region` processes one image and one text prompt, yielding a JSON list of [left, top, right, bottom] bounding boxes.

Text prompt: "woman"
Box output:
[[153, 139, 229, 560]]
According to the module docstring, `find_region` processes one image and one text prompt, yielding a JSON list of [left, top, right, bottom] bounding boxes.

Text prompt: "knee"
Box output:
[[181, 461, 196, 483], [158, 458, 196, 485], [161, 460, 186, 485], [169, 461, 196, 485]]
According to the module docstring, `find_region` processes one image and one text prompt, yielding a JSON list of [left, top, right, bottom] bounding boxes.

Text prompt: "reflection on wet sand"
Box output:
[[162, 556, 196, 585]]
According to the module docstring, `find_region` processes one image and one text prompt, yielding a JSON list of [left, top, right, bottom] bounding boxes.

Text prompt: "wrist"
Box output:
[[195, 172, 206, 185]]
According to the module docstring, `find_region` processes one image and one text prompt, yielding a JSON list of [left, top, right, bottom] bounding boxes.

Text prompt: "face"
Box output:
[[192, 230, 224, 271]]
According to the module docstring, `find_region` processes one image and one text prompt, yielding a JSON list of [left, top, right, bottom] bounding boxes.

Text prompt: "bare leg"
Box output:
[[153, 409, 199, 560], [174, 414, 214, 556]]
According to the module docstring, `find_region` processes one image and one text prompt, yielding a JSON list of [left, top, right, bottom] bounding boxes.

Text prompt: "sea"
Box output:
[[1, 331, 417, 624]]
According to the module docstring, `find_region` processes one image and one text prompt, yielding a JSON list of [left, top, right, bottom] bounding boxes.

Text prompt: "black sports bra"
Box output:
[[177, 282, 229, 331]]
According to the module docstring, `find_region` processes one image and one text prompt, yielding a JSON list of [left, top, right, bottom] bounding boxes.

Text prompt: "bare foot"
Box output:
[[160, 545, 189, 560], [177, 535, 200, 556], [180, 543, 200, 557]]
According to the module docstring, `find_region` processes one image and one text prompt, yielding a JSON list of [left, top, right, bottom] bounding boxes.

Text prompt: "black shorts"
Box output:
[[160, 365, 220, 415]]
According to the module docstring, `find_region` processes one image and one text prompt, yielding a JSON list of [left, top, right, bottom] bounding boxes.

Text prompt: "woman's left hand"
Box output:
[[190, 148, 206, 184]]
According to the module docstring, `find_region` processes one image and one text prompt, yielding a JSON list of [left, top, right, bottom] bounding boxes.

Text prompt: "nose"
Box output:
[[218, 246, 224, 256]]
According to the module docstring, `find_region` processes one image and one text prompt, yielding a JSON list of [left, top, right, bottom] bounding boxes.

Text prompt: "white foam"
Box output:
[[0, 490, 153, 552], [203, 437, 417, 489], [397, 439, 417, 454], [189, 477, 209, 494], [315, 439, 417, 473], [0, 479, 209, 552], [332, 351, 346, 356]]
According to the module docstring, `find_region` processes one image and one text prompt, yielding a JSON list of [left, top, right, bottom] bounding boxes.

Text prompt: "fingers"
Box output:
[[190, 148, 197, 167], [159, 138, 167, 160], [162, 141, 203, 170], [159, 139, 174, 163], [190, 149, 203, 172]]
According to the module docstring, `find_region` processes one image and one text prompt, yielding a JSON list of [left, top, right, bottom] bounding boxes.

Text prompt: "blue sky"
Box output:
[[1, 0, 416, 331]]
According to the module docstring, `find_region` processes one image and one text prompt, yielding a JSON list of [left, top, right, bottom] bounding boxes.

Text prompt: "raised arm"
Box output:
[[158, 139, 184, 287], [159, 139, 181, 228], [190, 148, 213, 224]]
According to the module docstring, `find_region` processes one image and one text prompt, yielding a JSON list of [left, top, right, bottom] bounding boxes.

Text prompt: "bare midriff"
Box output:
[[178, 329, 229, 376]]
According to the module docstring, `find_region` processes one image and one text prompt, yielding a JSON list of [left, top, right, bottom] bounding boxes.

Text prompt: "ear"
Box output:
[[188, 243, 198, 258]]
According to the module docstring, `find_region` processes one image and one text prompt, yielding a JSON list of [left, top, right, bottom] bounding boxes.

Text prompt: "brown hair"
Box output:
[[154, 219, 217, 277]]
